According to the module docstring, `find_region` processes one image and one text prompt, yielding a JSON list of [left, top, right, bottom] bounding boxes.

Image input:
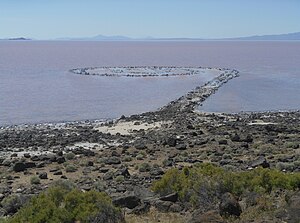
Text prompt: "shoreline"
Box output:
[[1, 67, 236, 129], [1, 108, 299, 130]]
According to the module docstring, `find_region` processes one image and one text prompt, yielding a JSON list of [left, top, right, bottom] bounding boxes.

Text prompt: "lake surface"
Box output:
[[0, 41, 299, 126]]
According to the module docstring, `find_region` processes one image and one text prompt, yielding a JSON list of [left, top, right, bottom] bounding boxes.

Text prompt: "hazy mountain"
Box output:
[[56, 35, 203, 41], [56, 32, 300, 41], [0, 37, 31, 41], [227, 32, 300, 40], [56, 35, 132, 41]]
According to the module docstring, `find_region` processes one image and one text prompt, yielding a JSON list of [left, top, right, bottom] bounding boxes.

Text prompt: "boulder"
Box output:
[[39, 172, 48, 179], [218, 139, 228, 145], [23, 153, 31, 158], [1, 159, 11, 166], [134, 142, 147, 150], [56, 151, 63, 156], [105, 157, 121, 165], [56, 157, 66, 164], [103, 171, 114, 180], [219, 192, 242, 217], [195, 139, 208, 145], [99, 168, 110, 173], [31, 156, 39, 161], [150, 167, 164, 176], [114, 168, 130, 178], [13, 162, 26, 172], [230, 134, 240, 142], [131, 201, 150, 215], [169, 203, 183, 213], [36, 162, 45, 168], [24, 162, 36, 169], [153, 200, 172, 212], [243, 135, 253, 143], [176, 144, 187, 150], [166, 137, 177, 147], [87, 161, 94, 166], [39, 154, 56, 161], [251, 156, 270, 168], [159, 192, 178, 203], [53, 170, 63, 175], [113, 194, 141, 209]]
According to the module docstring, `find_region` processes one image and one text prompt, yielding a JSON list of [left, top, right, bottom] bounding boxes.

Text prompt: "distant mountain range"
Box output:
[[2, 32, 300, 41], [0, 37, 32, 41], [56, 34, 132, 41], [226, 32, 300, 41], [57, 32, 300, 41]]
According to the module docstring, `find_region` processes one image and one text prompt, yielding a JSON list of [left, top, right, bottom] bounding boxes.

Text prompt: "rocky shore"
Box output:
[[0, 67, 299, 222]]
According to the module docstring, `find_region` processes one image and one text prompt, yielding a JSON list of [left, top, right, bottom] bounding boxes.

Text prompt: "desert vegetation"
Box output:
[[1, 181, 124, 223]]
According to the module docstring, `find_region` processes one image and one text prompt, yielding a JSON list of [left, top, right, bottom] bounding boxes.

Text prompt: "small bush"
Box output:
[[30, 176, 40, 185], [97, 158, 105, 164], [64, 152, 76, 160], [65, 164, 77, 173], [123, 156, 132, 162], [276, 162, 295, 171], [115, 176, 125, 183], [285, 142, 299, 149], [152, 163, 160, 168], [139, 163, 151, 172], [93, 181, 107, 192], [52, 179, 76, 191], [7, 185, 124, 223], [136, 154, 144, 160]]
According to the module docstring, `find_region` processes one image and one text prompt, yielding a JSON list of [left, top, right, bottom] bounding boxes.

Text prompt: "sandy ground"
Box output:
[[248, 120, 277, 125], [95, 120, 172, 135]]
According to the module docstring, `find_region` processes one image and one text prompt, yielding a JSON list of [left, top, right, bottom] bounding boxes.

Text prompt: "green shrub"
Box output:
[[0, 218, 7, 223], [139, 163, 151, 172], [152, 168, 188, 199], [7, 185, 124, 223], [276, 162, 295, 171], [115, 176, 125, 183], [152, 163, 300, 206], [52, 179, 76, 191], [1, 195, 30, 216], [65, 164, 78, 173], [285, 142, 299, 149], [64, 152, 76, 160], [136, 154, 144, 160], [152, 163, 160, 168], [30, 176, 40, 185], [123, 156, 132, 162], [93, 181, 107, 192]]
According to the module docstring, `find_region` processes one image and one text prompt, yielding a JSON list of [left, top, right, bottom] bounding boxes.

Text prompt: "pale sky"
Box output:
[[1, 0, 300, 39]]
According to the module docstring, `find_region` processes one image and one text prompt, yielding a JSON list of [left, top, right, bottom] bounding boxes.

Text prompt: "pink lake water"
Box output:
[[0, 41, 299, 126]]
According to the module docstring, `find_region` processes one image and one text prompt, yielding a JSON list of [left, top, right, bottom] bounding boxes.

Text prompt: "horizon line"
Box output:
[[1, 31, 300, 41]]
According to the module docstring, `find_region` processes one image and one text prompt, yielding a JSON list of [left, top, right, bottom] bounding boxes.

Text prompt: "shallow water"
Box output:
[[0, 41, 299, 126]]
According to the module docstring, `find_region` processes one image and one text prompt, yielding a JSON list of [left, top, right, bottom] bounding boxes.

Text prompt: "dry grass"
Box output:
[[125, 208, 186, 223]]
